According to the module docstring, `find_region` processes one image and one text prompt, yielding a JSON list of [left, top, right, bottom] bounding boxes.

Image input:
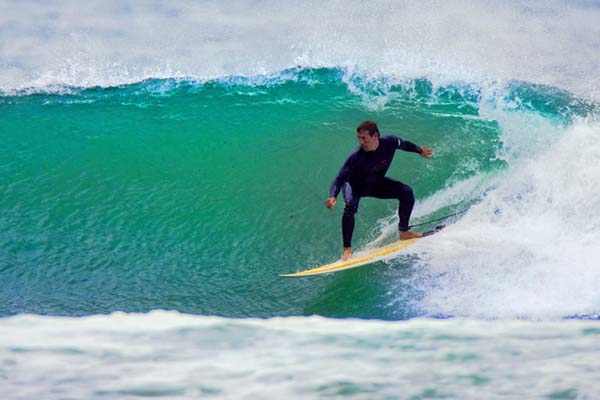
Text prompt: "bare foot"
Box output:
[[399, 230, 422, 241], [342, 247, 352, 261]]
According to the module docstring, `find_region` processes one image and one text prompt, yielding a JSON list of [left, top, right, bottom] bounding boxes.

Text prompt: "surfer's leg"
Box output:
[[342, 182, 360, 248], [397, 183, 415, 232], [371, 178, 415, 232]]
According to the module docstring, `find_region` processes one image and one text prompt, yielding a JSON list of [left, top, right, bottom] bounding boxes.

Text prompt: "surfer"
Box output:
[[325, 120, 432, 261]]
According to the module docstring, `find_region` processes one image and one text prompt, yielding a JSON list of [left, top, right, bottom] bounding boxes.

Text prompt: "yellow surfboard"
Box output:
[[281, 225, 444, 277]]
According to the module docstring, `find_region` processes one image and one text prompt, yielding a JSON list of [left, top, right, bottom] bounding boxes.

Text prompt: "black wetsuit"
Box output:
[[329, 135, 422, 248]]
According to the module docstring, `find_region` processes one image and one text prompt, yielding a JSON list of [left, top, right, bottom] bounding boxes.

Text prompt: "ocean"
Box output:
[[1, 1, 599, 398]]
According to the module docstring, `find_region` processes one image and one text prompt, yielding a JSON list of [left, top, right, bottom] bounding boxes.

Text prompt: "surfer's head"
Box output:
[[357, 120, 380, 137], [356, 120, 380, 151]]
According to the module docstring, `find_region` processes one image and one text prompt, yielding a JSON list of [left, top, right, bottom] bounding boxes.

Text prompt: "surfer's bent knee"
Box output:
[[343, 203, 358, 216]]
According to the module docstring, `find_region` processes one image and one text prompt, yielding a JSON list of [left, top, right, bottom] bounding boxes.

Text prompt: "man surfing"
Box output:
[[325, 120, 432, 261]]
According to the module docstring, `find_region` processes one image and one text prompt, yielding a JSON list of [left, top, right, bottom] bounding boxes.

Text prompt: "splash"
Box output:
[[404, 116, 600, 319], [1, 1, 599, 100]]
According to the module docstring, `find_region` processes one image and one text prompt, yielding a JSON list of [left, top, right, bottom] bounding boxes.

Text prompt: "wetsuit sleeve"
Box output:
[[395, 135, 422, 154], [329, 157, 353, 198]]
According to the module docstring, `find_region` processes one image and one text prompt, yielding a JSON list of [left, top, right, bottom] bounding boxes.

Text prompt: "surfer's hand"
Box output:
[[419, 146, 432, 159], [325, 197, 336, 210]]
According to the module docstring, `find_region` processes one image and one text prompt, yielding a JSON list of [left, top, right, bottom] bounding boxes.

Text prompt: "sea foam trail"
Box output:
[[1, 311, 599, 399], [402, 117, 600, 319], [1, 1, 599, 99]]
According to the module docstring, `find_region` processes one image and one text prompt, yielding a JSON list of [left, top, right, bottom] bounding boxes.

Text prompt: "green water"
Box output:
[[4, 68, 581, 319]]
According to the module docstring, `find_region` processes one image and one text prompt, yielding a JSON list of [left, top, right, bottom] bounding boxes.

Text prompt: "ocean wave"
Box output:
[[1, 61, 599, 321], [3, 67, 596, 122]]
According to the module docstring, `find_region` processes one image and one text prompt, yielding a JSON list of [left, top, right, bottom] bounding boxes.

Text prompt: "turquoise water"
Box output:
[[6, 69, 590, 319], [2, 1, 600, 398]]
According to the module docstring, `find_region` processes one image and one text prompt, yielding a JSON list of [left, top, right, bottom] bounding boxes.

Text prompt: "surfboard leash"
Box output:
[[408, 208, 469, 229]]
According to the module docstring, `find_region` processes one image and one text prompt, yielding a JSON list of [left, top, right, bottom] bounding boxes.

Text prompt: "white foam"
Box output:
[[409, 117, 600, 319], [1, 312, 599, 399], [1, 1, 599, 99]]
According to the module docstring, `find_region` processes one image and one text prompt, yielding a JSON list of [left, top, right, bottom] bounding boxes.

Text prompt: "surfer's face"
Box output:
[[357, 130, 379, 152]]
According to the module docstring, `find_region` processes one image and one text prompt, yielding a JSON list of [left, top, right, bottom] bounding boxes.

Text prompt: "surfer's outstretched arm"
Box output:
[[395, 136, 432, 159]]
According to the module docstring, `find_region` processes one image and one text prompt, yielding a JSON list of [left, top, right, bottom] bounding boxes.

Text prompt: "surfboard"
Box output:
[[281, 225, 444, 277]]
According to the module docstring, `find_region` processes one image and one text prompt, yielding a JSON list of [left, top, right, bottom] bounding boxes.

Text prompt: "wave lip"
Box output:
[[1, 1, 600, 99]]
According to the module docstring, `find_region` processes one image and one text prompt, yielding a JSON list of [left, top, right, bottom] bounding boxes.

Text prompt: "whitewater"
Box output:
[[1, 1, 600, 399]]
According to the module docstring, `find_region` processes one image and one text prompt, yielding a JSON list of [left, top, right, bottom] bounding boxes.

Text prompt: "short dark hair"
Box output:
[[356, 120, 379, 137]]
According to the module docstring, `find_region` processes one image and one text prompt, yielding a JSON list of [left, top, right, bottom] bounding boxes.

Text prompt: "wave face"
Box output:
[[1, 67, 598, 320], [1, 1, 600, 321]]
